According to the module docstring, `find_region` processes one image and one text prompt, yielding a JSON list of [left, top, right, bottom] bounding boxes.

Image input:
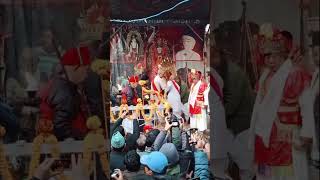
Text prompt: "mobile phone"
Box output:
[[111, 170, 119, 178], [188, 128, 198, 138], [50, 160, 64, 171], [171, 121, 179, 127], [189, 128, 198, 134], [50, 154, 71, 170]]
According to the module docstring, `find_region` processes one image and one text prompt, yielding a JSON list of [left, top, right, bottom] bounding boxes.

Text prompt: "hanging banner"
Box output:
[[111, 24, 206, 84]]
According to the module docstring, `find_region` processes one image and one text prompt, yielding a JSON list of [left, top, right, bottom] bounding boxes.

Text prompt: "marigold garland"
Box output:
[[83, 116, 109, 177], [139, 80, 155, 96], [0, 126, 13, 180], [111, 93, 172, 122], [110, 103, 129, 123], [119, 104, 129, 116], [28, 119, 68, 180], [157, 94, 172, 118], [143, 100, 158, 121], [110, 109, 116, 122], [135, 98, 145, 118]]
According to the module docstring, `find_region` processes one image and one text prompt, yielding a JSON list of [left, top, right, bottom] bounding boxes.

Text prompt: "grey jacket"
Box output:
[[152, 129, 189, 151]]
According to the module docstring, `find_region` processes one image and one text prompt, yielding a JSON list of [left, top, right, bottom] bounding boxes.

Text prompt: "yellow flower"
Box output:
[[86, 116, 102, 130], [91, 59, 109, 75]]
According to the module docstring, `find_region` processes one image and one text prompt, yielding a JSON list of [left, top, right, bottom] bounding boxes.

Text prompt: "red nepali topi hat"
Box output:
[[61, 46, 91, 66], [128, 75, 139, 83]]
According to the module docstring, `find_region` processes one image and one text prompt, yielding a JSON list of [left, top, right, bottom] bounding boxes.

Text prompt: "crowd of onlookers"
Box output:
[[109, 109, 212, 180]]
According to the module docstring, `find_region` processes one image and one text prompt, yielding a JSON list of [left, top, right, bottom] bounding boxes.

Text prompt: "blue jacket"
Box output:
[[194, 150, 210, 180]]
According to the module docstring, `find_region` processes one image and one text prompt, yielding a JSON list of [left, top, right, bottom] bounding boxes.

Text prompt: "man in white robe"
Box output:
[[188, 70, 208, 131], [249, 25, 315, 180]]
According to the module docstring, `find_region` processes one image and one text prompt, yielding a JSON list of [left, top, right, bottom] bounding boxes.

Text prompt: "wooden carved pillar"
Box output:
[[0, 33, 9, 100]]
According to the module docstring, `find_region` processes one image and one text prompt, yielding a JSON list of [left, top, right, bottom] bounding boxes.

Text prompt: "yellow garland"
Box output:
[[110, 109, 116, 122], [135, 98, 144, 117], [111, 104, 129, 122], [119, 104, 129, 116], [143, 100, 158, 121], [110, 93, 171, 122], [90, 59, 109, 76], [0, 126, 13, 180], [142, 86, 154, 94], [83, 116, 109, 177], [139, 80, 154, 95], [157, 94, 172, 118], [28, 122, 68, 180]]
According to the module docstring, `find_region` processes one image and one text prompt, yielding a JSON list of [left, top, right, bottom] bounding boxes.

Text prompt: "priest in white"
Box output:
[[248, 25, 315, 180], [188, 70, 208, 131], [165, 72, 188, 119]]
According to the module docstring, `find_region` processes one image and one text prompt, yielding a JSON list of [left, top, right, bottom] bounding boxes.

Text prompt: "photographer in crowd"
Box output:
[[109, 106, 211, 180]]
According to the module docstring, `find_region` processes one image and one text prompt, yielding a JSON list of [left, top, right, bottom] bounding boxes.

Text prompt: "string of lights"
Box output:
[[110, 0, 191, 23]]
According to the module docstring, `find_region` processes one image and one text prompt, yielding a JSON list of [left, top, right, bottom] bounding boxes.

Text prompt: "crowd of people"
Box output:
[[109, 110, 211, 180]]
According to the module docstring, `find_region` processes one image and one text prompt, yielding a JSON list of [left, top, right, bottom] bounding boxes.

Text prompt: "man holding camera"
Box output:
[[188, 70, 208, 132]]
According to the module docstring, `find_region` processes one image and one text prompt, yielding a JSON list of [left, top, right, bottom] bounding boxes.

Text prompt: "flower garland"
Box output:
[[110, 109, 116, 122], [119, 104, 129, 116], [144, 100, 158, 121], [135, 98, 146, 119], [0, 126, 13, 180], [157, 93, 172, 118], [139, 80, 155, 95], [110, 104, 129, 122], [83, 116, 109, 177], [28, 119, 68, 180], [111, 91, 171, 122]]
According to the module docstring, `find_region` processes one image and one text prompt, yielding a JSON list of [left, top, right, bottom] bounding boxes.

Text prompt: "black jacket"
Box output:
[[110, 150, 126, 171], [46, 78, 85, 140], [125, 85, 142, 106]]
